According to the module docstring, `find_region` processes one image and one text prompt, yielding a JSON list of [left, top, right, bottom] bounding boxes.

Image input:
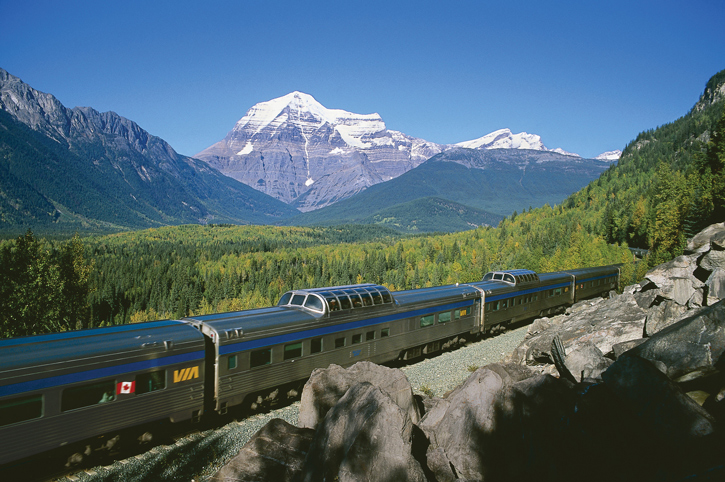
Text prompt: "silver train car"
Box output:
[[0, 264, 620, 467]]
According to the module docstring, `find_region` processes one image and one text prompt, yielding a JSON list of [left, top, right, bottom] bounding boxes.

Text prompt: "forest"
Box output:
[[1, 70, 723, 339]]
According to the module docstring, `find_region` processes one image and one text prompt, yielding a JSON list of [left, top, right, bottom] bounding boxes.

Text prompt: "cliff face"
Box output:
[[195, 92, 442, 211]]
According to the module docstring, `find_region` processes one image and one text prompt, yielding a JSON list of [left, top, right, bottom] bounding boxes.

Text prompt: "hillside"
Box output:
[[473, 68, 725, 270], [0, 69, 299, 234], [289, 148, 609, 232]]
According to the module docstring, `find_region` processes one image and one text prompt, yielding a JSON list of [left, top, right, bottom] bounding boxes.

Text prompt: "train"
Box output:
[[0, 264, 620, 467]]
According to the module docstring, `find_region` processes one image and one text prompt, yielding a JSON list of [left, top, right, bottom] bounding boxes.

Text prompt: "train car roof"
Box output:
[[392, 283, 480, 306], [184, 306, 319, 340], [0, 320, 205, 387]]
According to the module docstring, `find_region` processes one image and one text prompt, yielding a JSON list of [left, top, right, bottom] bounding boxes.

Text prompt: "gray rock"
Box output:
[[563, 343, 612, 382], [211, 418, 314, 482], [298, 361, 419, 430], [297, 382, 426, 482], [685, 222, 725, 254], [602, 355, 717, 447], [700, 249, 725, 271], [626, 299, 725, 383], [644, 299, 689, 336], [612, 338, 647, 359], [418, 366, 561, 481], [509, 293, 646, 366], [706, 268, 725, 304], [633, 289, 658, 309], [643, 254, 702, 304], [418, 367, 506, 481]]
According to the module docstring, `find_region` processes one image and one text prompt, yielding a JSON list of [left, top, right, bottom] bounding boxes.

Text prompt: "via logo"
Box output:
[[173, 365, 200, 383], [352, 350, 362, 357]]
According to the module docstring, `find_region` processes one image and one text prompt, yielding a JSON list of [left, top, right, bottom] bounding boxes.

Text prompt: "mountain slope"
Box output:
[[493, 68, 725, 266], [289, 147, 610, 231], [196, 91, 443, 211], [0, 68, 299, 232], [195, 91, 612, 213]]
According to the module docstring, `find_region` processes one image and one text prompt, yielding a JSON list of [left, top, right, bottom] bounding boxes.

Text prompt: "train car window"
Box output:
[[335, 337, 346, 348], [381, 291, 393, 304], [326, 296, 340, 311], [277, 292, 292, 306], [505, 274, 515, 283], [352, 334, 363, 344], [483, 273, 494, 281], [439, 312, 451, 323], [333, 291, 352, 310], [304, 295, 324, 312], [454, 309, 461, 320], [420, 315, 435, 327], [349, 294, 363, 308], [62, 380, 115, 412], [492, 301, 499, 311], [250, 349, 272, 368], [381, 328, 390, 337], [366, 330, 375, 341], [227, 355, 238, 370], [0, 394, 42, 426], [284, 342, 303, 360], [290, 294, 306, 306], [356, 290, 374, 306], [493, 273, 503, 280], [486, 303, 491, 312], [136, 369, 166, 395], [311, 337, 323, 353], [501, 299, 508, 309], [370, 291, 383, 304]]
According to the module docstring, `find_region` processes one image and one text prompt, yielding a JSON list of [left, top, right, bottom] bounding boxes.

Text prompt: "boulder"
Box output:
[[700, 248, 725, 271], [509, 293, 646, 366], [601, 355, 720, 480], [626, 299, 725, 383], [633, 289, 658, 309], [418, 365, 550, 481], [211, 418, 314, 482], [706, 268, 725, 304], [298, 361, 419, 430], [644, 298, 690, 336], [641, 254, 702, 305], [296, 382, 427, 482], [562, 342, 612, 382], [685, 222, 725, 254]]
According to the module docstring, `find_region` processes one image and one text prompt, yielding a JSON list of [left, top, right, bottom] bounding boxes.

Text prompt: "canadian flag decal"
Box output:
[[117, 381, 136, 394]]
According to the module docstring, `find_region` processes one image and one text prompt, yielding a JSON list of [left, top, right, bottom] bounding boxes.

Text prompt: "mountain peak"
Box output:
[[233, 91, 384, 136], [455, 128, 547, 151]]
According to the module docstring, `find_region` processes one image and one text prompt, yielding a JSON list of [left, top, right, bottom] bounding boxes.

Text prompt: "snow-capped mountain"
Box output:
[[196, 92, 616, 211], [195, 92, 442, 211], [456, 128, 582, 157], [595, 150, 622, 161]]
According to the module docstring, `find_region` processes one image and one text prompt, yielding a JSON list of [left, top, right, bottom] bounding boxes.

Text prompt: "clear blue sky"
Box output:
[[1, 0, 724, 159]]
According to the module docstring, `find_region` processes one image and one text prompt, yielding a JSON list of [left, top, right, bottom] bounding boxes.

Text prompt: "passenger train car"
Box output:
[[0, 265, 620, 467]]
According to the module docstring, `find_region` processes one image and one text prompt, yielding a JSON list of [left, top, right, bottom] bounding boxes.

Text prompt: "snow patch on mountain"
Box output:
[[595, 150, 622, 161], [237, 142, 253, 155]]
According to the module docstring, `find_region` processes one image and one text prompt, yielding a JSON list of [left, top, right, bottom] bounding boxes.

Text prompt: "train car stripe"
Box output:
[[0, 350, 205, 397], [219, 299, 475, 355]]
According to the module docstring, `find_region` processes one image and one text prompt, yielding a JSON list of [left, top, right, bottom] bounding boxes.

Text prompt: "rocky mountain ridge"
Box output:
[[196, 91, 618, 212], [0, 68, 298, 230]]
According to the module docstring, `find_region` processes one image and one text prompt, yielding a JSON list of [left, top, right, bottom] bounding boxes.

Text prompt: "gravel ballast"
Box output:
[[63, 326, 529, 482]]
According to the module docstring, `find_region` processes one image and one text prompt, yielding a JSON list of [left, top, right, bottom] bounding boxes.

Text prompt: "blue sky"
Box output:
[[1, 0, 724, 159]]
